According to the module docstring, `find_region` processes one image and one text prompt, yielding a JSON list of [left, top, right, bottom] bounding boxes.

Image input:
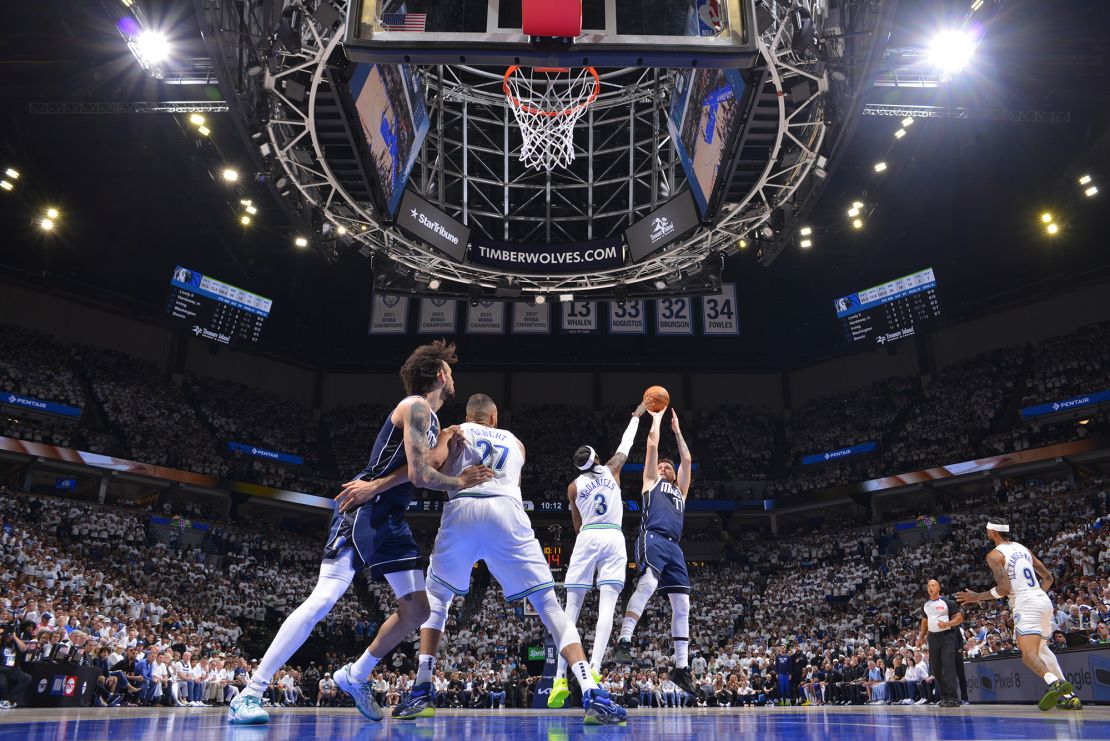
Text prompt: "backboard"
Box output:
[[344, 0, 759, 68]]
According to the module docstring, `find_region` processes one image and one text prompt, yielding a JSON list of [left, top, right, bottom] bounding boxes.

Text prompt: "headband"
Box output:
[[986, 522, 1010, 532], [576, 446, 598, 471]]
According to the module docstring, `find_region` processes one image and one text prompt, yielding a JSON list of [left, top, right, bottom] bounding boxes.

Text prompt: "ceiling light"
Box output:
[[1085, 186, 1098, 197], [928, 29, 977, 74], [0, 181, 11, 192], [245, 205, 258, 215], [894, 128, 906, 140], [240, 215, 251, 226], [761, 226, 774, 239], [134, 30, 170, 65], [294, 236, 309, 248], [800, 239, 812, 249], [852, 201, 863, 209], [197, 125, 211, 136], [534, 294, 546, 304], [39, 218, 54, 231], [654, 279, 667, 290], [848, 207, 860, 218], [239, 198, 252, 206], [901, 117, 914, 127], [1078, 419, 1089, 425], [970, 0, 984, 10], [1040, 212, 1053, 224], [1046, 222, 1059, 235], [3, 168, 19, 180], [46, 208, 59, 219], [189, 114, 206, 127], [874, 162, 887, 173], [799, 226, 812, 236], [737, 238, 748, 250], [1078, 174, 1092, 185], [427, 278, 441, 290], [222, 169, 239, 182], [559, 293, 574, 303], [336, 225, 347, 236], [852, 218, 863, 230], [360, 225, 368, 232]]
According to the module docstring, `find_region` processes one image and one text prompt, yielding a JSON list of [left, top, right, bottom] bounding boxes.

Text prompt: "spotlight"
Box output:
[[427, 278, 441, 290], [336, 225, 347, 236], [928, 29, 976, 74], [294, 236, 309, 248], [240, 215, 252, 226], [46, 208, 59, 219], [559, 293, 574, 303], [901, 117, 914, 127], [197, 125, 211, 136], [134, 30, 170, 65], [852, 201, 863, 209], [737, 238, 748, 250], [874, 162, 887, 173], [799, 226, 812, 236], [894, 128, 906, 140], [0, 181, 12, 192], [848, 207, 860, 218], [1078, 174, 1092, 185], [189, 114, 206, 127], [800, 239, 813, 249], [222, 169, 239, 182], [360, 225, 368, 232], [1085, 186, 1098, 197], [852, 218, 863, 230], [1046, 222, 1059, 235], [240, 198, 253, 206], [40, 218, 55, 231], [761, 226, 774, 239], [653, 279, 667, 290], [1040, 212, 1053, 224], [245, 205, 258, 215], [970, 0, 983, 10], [534, 294, 546, 304], [3, 168, 19, 180]]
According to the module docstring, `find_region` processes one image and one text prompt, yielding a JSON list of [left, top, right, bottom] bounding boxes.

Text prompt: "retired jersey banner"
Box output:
[[701, 283, 740, 335], [608, 300, 646, 334], [417, 298, 458, 334], [466, 300, 506, 334], [512, 302, 551, 334], [655, 296, 694, 335], [561, 301, 599, 334], [368, 294, 409, 334]]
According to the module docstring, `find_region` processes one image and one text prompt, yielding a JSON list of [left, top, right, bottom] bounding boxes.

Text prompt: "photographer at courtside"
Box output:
[[0, 609, 32, 709]]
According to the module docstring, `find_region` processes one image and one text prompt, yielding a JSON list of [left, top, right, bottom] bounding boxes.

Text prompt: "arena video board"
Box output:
[[166, 266, 271, 346], [834, 267, 941, 347]]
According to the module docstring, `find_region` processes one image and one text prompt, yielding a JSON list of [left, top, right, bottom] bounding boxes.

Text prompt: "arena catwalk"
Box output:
[[3, 706, 1109, 741]]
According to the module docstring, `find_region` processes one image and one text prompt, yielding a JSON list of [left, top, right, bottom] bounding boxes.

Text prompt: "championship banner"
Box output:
[[561, 301, 599, 333], [466, 300, 506, 334], [470, 237, 623, 274], [417, 297, 458, 334], [608, 300, 646, 334], [511, 302, 551, 334], [701, 283, 740, 335], [368, 294, 409, 334], [655, 296, 694, 335]]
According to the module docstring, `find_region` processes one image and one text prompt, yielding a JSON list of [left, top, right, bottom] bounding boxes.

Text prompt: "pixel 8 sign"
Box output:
[[835, 268, 940, 346]]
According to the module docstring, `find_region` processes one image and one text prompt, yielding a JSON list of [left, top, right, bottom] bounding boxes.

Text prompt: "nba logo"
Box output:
[[64, 676, 77, 696]]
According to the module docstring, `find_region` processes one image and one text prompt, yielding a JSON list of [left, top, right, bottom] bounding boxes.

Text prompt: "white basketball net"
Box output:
[[503, 66, 600, 171]]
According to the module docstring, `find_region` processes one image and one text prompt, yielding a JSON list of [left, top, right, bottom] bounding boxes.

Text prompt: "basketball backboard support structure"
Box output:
[[344, 0, 758, 68]]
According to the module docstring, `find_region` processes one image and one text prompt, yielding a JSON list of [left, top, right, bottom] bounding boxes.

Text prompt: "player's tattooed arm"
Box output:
[[404, 398, 483, 491], [957, 550, 1011, 605]]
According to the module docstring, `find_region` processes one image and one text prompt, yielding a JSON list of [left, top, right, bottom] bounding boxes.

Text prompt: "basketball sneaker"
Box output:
[[1038, 679, 1073, 712], [393, 682, 436, 719], [334, 663, 384, 721], [547, 677, 570, 709], [669, 666, 698, 697], [612, 639, 634, 665], [582, 688, 628, 726], [1057, 695, 1082, 710], [227, 693, 269, 725]]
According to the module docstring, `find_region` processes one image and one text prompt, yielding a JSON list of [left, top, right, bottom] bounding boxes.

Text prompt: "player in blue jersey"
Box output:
[[228, 341, 493, 725], [612, 406, 699, 698]]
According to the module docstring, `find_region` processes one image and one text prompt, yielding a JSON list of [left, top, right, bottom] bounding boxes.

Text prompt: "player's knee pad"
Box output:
[[668, 592, 690, 636], [626, 570, 658, 617], [421, 576, 453, 633], [529, 589, 581, 652]]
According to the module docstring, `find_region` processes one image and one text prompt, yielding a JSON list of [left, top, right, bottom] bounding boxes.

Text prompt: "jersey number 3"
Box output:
[[593, 493, 608, 516], [475, 439, 509, 471]]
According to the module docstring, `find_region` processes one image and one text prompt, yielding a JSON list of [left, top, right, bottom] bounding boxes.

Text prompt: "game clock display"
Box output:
[[834, 268, 940, 346], [166, 266, 272, 346]]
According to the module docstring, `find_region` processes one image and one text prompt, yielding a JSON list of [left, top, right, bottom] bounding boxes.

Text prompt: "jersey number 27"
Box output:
[[475, 439, 509, 471]]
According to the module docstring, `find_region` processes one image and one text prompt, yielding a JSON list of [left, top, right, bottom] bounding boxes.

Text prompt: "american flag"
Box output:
[[381, 12, 426, 32]]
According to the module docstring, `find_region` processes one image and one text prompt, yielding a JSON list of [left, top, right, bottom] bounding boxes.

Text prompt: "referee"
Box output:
[[917, 578, 962, 708]]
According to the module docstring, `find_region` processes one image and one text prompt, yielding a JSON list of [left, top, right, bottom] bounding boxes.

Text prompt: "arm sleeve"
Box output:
[[616, 416, 641, 457]]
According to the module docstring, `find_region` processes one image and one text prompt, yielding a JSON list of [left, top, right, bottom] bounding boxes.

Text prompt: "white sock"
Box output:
[[350, 649, 381, 682], [1044, 671, 1060, 685], [590, 588, 619, 671], [570, 660, 598, 692], [619, 617, 637, 643], [674, 639, 689, 669], [415, 654, 436, 685]]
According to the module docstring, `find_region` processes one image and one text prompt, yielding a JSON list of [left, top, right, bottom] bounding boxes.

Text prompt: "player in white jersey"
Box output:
[[957, 517, 1082, 711], [392, 393, 628, 726], [548, 402, 647, 709]]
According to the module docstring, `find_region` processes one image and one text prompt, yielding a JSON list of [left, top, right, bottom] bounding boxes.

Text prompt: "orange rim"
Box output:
[[503, 65, 600, 118]]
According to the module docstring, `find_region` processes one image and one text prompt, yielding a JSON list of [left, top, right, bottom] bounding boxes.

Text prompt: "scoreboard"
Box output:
[[167, 266, 272, 345], [834, 268, 940, 346]]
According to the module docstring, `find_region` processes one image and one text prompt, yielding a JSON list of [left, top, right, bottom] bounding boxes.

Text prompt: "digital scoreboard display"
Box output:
[[835, 268, 940, 346], [167, 266, 272, 345]]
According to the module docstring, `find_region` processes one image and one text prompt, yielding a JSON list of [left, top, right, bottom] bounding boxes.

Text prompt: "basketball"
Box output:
[[643, 385, 670, 413]]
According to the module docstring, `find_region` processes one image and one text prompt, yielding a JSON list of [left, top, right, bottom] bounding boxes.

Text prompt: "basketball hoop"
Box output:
[[503, 65, 600, 171]]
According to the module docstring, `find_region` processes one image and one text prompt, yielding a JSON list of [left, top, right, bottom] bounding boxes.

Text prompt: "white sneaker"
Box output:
[[914, 698, 928, 705], [228, 693, 270, 725]]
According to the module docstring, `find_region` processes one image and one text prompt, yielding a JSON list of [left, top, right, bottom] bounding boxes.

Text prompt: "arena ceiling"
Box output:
[[0, 0, 1109, 370]]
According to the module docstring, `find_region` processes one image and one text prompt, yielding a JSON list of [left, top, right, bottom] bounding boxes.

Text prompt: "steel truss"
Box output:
[[27, 101, 231, 115], [862, 103, 1070, 124], [263, 0, 828, 296]]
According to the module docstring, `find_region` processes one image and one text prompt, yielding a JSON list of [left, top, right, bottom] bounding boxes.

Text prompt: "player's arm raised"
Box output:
[[671, 410, 693, 498], [642, 408, 665, 492], [606, 402, 647, 476], [956, 549, 1011, 605], [403, 397, 487, 491], [567, 482, 582, 533]]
